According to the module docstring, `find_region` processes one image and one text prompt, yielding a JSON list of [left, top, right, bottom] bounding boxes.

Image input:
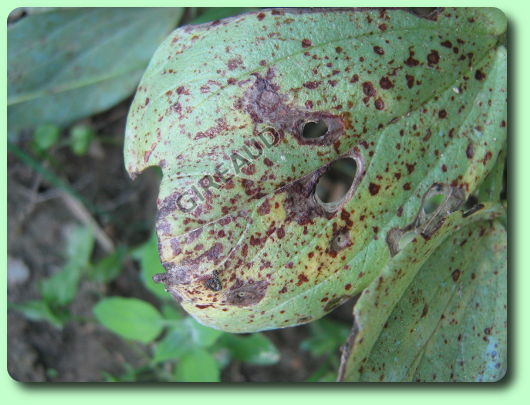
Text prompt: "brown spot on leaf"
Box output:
[[374, 98, 385, 110], [369, 182, 380, 195], [227, 56, 243, 71], [404, 47, 420, 66], [226, 280, 269, 307], [427, 49, 440, 66], [296, 273, 309, 286], [330, 228, 352, 253], [176, 86, 189, 95], [373, 46, 384, 55], [379, 76, 393, 89], [466, 142, 474, 159], [475, 69, 486, 81], [362, 81, 376, 97], [303, 81, 320, 89], [482, 151, 493, 165]]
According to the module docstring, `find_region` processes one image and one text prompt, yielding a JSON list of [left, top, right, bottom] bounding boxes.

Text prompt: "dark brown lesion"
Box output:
[[240, 68, 346, 147], [204, 270, 223, 291], [329, 228, 352, 253], [153, 261, 192, 285], [226, 280, 269, 307]]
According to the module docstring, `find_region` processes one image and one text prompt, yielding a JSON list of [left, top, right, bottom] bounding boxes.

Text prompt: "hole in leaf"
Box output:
[[462, 195, 484, 218], [398, 231, 417, 251], [463, 195, 479, 211], [315, 157, 357, 205], [423, 193, 445, 215], [302, 120, 328, 139]]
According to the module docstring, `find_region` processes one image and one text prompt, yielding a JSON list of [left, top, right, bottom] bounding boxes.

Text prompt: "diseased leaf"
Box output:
[[93, 297, 164, 343], [339, 219, 506, 382], [334, 200, 505, 381], [124, 8, 507, 333], [8, 7, 183, 138]]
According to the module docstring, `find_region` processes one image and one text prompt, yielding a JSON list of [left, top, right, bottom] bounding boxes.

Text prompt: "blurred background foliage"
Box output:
[[7, 7, 352, 382]]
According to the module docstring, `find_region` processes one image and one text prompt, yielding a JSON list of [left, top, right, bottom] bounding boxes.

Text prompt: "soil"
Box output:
[[7, 98, 354, 383]]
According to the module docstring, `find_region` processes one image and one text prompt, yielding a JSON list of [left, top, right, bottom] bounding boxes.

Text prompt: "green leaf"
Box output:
[[64, 224, 95, 268], [124, 8, 507, 333], [300, 318, 350, 358], [89, 246, 126, 283], [161, 303, 184, 320], [306, 359, 338, 382], [340, 219, 506, 382], [9, 300, 65, 328], [135, 233, 170, 300], [32, 123, 60, 152], [337, 201, 505, 381], [40, 264, 81, 308], [93, 297, 164, 343], [41, 225, 94, 307], [69, 125, 94, 156], [218, 333, 280, 365], [152, 325, 190, 363], [8, 7, 183, 138], [152, 316, 222, 364], [184, 317, 223, 347], [173, 349, 220, 382]]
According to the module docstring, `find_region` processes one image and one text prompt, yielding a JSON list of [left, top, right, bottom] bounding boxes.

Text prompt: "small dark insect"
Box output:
[[204, 270, 222, 291]]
